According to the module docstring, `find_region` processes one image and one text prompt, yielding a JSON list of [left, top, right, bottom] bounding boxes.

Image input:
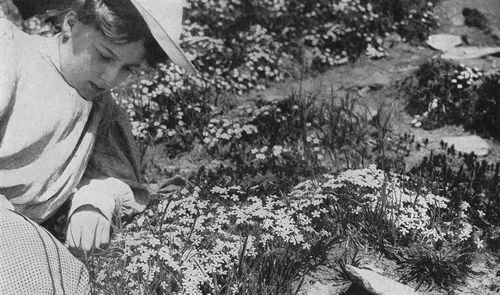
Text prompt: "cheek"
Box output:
[[116, 70, 132, 84]]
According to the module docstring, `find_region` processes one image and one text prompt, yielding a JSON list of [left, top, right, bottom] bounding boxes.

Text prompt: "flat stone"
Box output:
[[302, 281, 335, 295], [441, 46, 500, 60], [427, 34, 462, 51], [345, 265, 419, 295], [441, 135, 491, 156], [360, 72, 392, 89], [343, 283, 372, 295]]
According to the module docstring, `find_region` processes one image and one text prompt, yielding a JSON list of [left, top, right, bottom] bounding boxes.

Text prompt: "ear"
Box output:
[[61, 10, 78, 41]]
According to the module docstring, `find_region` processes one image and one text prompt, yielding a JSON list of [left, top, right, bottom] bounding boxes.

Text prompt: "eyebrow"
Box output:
[[99, 43, 142, 67]]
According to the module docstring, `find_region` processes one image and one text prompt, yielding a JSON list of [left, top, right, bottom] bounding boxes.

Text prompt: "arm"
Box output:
[[73, 93, 150, 218], [0, 19, 17, 121], [67, 93, 150, 251]]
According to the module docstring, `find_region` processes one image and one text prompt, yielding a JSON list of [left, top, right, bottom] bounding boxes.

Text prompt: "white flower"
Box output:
[[430, 99, 438, 110], [256, 153, 266, 160], [272, 145, 283, 156], [474, 237, 485, 249], [460, 201, 470, 212]]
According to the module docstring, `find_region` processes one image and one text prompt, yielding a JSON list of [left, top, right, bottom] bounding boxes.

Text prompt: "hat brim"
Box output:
[[130, 0, 197, 75]]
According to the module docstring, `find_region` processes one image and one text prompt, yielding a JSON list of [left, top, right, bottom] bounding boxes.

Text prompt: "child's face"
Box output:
[[60, 20, 146, 100]]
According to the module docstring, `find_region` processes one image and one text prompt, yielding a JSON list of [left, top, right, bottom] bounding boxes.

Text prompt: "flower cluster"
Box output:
[[407, 60, 485, 129], [91, 164, 480, 293], [317, 165, 475, 246], [251, 145, 291, 161], [115, 64, 213, 156], [202, 118, 258, 149], [92, 181, 333, 294], [395, 2, 438, 43], [450, 65, 483, 89], [182, 0, 437, 92]]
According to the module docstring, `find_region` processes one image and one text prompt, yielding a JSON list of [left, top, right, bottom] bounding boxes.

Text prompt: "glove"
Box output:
[[66, 205, 110, 252]]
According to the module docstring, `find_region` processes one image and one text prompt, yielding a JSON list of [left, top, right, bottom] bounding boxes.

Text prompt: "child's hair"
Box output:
[[71, 0, 168, 66]]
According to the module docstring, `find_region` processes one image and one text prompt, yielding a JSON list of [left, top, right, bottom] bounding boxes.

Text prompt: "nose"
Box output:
[[99, 65, 121, 89]]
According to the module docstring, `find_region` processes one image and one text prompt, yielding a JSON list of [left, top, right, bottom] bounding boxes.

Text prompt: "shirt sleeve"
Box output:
[[0, 19, 17, 124], [69, 93, 150, 220]]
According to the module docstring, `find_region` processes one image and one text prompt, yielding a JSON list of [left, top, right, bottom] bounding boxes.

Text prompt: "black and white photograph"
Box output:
[[1, 0, 500, 294]]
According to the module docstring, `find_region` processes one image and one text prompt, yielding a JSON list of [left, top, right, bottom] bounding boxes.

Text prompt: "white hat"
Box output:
[[129, 0, 197, 75]]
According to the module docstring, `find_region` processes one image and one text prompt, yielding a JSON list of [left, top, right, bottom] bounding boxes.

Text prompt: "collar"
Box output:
[[41, 33, 64, 76]]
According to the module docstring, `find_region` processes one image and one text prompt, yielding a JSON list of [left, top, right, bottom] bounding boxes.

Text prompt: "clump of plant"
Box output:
[[286, 165, 478, 291], [114, 64, 215, 157], [402, 59, 484, 129], [398, 244, 474, 291], [88, 181, 341, 294], [467, 74, 500, 139], [194, 90, 391, 192], [462, 8, 489, 31], [403, 60, 500, 139], [410, 143, 500, 241], [394, 1, 438, 44]]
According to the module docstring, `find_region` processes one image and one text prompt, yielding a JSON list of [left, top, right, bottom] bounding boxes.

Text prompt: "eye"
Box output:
[[125, 66, 139, 74], [99, 52, 113, 62]]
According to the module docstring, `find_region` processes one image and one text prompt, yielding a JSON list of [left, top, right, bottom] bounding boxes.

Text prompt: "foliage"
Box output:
[[184, 0, 437, 81], [192, 90, 398, 192], [114, 64, 215, 157], [462, 8, 489, 31], [403, 60, 481, 128], [88, 163, 482, 293], [467, 74, 500, 139], [398, 244, 474, 291], [403, 59, 500, 139], [410, 144, 500, 240], [88, 182, 341, 294]]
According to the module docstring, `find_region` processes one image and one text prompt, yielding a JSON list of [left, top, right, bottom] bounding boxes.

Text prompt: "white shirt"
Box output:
[[0, 19, 149, 223]]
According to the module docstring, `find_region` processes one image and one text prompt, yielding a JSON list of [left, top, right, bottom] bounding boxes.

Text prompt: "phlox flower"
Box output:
[[474, 237, 485, 249], [272, 145, 283, 156], [255, 153, 266, 160]]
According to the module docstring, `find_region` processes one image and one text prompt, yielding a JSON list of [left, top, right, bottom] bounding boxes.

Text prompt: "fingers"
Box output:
[[66, 209, 111, 252]]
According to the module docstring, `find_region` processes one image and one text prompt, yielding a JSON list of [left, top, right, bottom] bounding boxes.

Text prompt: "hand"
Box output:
[[0, 194, 14, 211], [66, 205, 110, 252]]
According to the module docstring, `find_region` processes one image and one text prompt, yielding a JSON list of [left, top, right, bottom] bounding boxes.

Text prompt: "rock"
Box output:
[[441, 46, 500, 60], [451, 14, 465, 26], [357, 86, 370, 97], [441, 135, 491, 157], [303, 281, 336, 295], [342, 283, 372, 295], [427, 34, 463, 51], [345, 265, 419, 295], [362, 72, 391, 89]]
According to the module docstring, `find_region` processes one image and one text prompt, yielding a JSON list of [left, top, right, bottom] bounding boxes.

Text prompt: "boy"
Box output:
[[0, 0, 196, 293]]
